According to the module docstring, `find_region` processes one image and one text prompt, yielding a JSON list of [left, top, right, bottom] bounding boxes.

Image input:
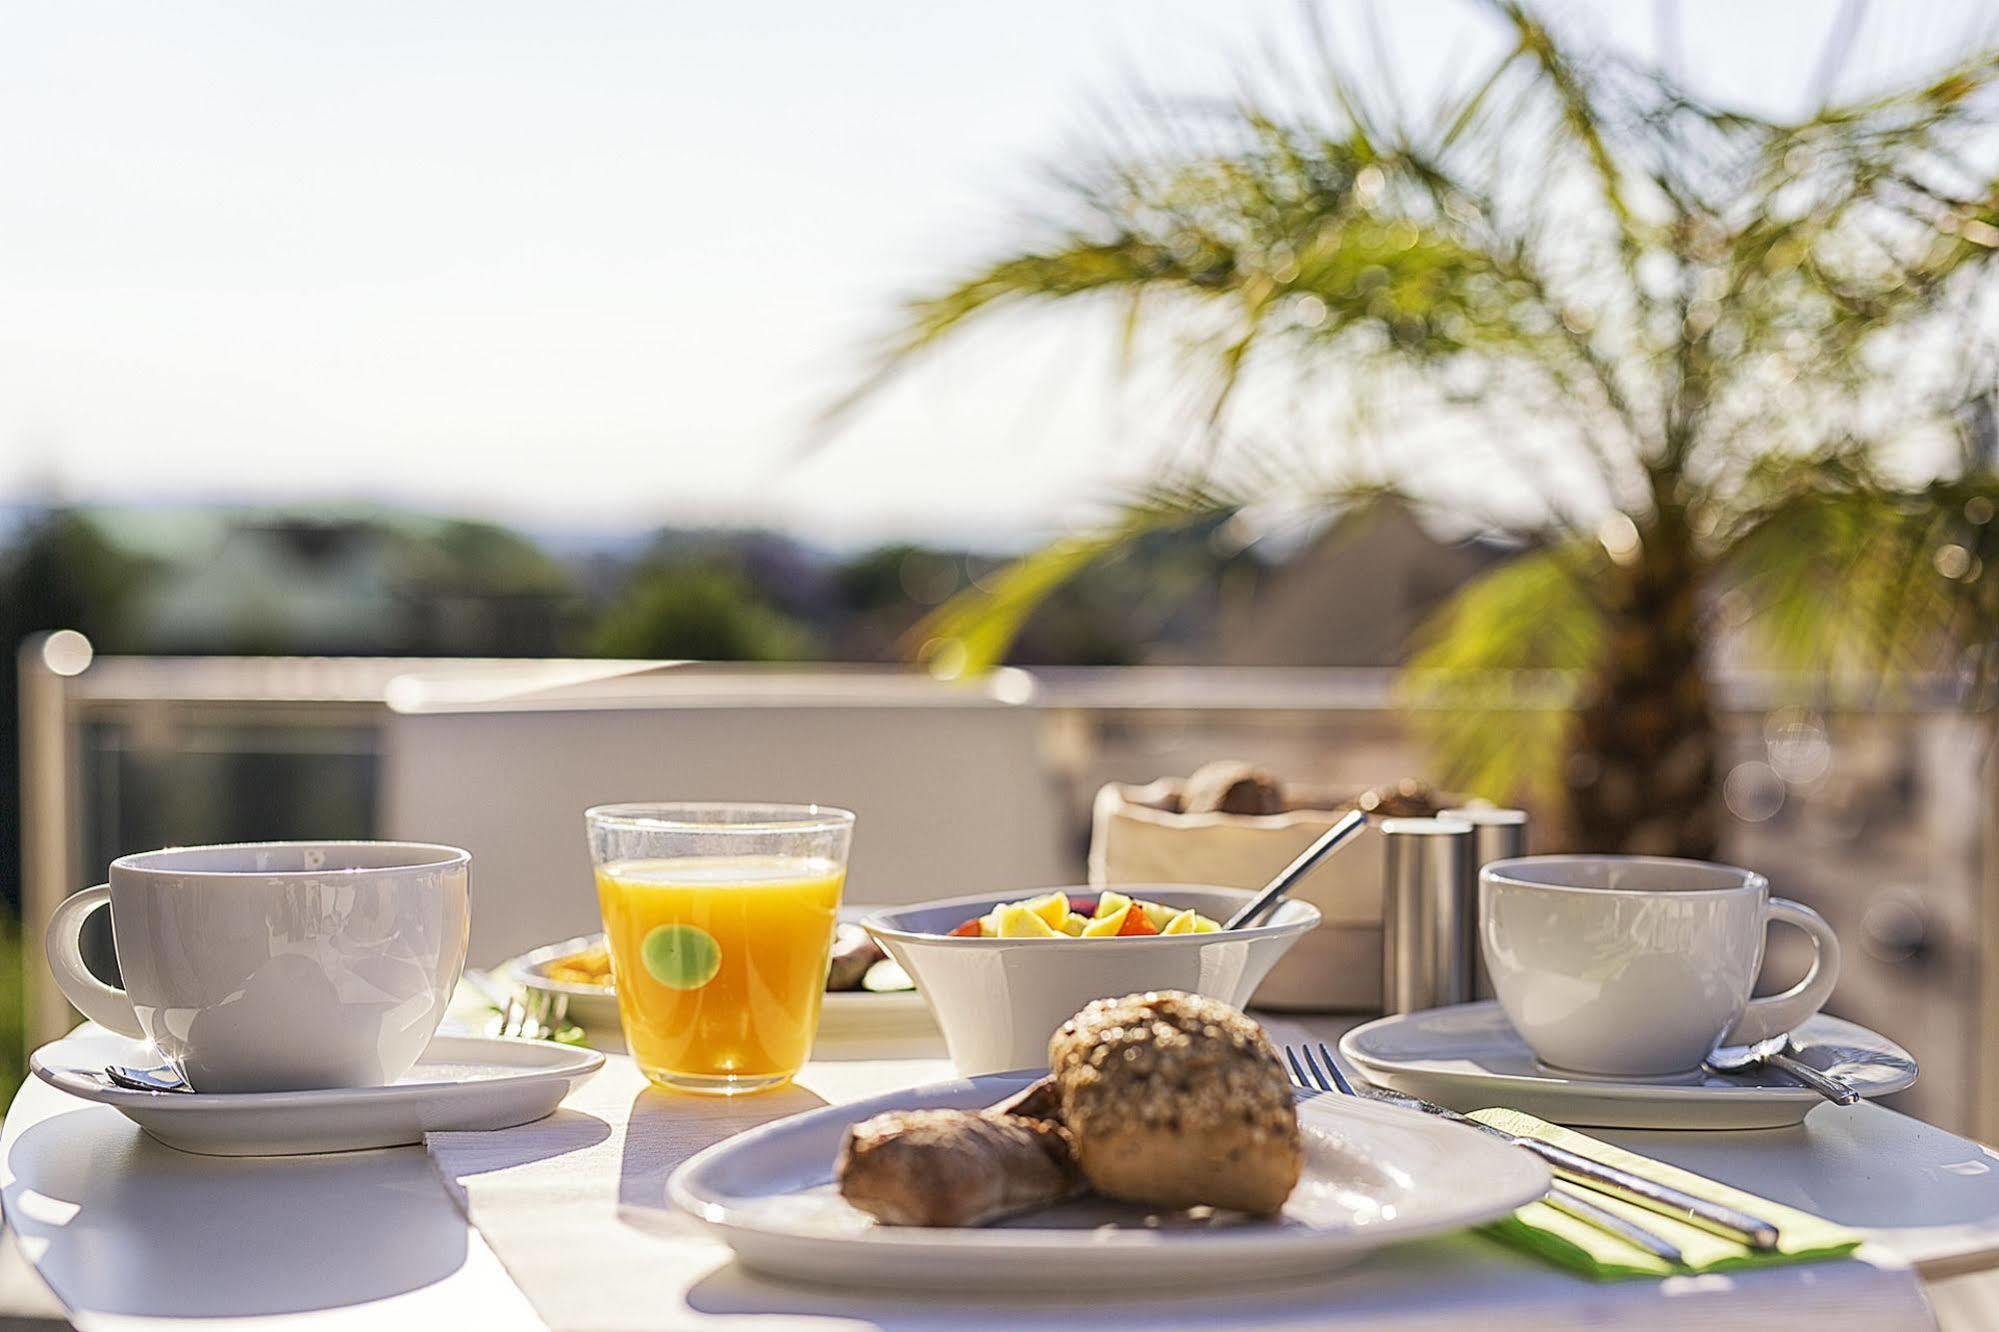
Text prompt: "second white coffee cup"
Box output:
[[1480, 855, 1841, 1078]]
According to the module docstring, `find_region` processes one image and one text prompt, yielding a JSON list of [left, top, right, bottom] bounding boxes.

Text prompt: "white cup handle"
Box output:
[[1720, 896, 1842, 1047], [45, 885, 146, 1039]]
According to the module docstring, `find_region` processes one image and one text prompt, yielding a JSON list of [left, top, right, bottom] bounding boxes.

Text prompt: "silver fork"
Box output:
[[465, 970, 544, 1039], [1285, 1042, 1686, 1265]]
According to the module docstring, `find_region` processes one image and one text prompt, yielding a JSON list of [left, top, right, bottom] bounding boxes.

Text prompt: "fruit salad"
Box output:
[[945, 891, 1222, 939]]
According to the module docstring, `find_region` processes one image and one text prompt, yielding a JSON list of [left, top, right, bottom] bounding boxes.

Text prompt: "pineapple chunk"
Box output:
[[1025, 892, 1071, 930], [1081, 904, 1132, 936], [1161, 909, 1220, 935], [1093, 891, 1132, 921], [1057, 912, 1089, 936], [977, 908, 1003, 938], [997, 904, 1061, 938]]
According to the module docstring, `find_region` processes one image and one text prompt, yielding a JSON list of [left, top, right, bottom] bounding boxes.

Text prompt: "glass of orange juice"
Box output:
[[584, 802, 853, 1095]]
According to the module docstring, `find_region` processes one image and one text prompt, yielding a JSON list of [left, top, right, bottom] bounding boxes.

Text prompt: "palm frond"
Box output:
[[1399, 541, 1605, 804], [1477, 1, 1643, 244], [833, 116, 1523, 413], [1726, 456, 1999, 702], [908, 479, 1244, 676], [910, 472, 1390, 675]]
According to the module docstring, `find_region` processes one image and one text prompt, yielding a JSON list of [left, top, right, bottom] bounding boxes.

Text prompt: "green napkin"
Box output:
[[1469, 1108, 1864, 1280]]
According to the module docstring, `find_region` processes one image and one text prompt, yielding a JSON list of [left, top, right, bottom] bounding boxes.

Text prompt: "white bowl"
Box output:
[[862, 886, 1319, 1076]]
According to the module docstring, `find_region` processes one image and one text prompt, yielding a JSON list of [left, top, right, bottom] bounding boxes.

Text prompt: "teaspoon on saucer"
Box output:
[[1704, 1035, 1859, 1105], [105, 1064, 191, 1094]]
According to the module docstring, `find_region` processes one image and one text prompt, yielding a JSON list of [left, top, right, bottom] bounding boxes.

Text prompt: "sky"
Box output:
[[1, 1, 1989, 550]]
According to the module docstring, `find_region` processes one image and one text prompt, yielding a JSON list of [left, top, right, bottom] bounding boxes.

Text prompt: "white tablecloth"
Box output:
[[425, 1022, 1937, 1331]]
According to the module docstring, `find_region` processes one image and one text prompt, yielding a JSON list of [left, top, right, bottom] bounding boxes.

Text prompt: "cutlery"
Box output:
[[465, 969, 545, 1039], [1281, 1043, 1680, 1261], [105, 1063, 190, 1093], [1283, 1041, 1779, 1252], [1224, 809, 1368, 931], [1704, 1035, 1859, 1106], [1538, 1182, 1686, 1263]]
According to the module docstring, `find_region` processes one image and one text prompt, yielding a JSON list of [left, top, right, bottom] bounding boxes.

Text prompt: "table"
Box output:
[[8, 1018, 1999, 1330]]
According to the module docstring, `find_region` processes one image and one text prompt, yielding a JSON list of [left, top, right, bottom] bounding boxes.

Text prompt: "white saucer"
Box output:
[[1340, 1001, 1918, 1130], [670, 1069, 1547, 1289], [31, 1029, 605, 1156]]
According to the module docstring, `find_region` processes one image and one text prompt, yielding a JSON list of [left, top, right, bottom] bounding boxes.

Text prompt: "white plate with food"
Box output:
[[669, 993, 1547, 1288], [1340, 1001, 1918, 1130], [508, 914, 937, 1046], [32, 1028, 605, 1156]]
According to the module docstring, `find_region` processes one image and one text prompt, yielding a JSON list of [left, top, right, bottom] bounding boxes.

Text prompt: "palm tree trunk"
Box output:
[[1564, 510, 1720, 858]]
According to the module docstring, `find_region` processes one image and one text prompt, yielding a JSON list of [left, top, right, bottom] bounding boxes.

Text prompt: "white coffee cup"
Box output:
[[46, 841, 471, 1093], [1479, 855, 1841, 1078]]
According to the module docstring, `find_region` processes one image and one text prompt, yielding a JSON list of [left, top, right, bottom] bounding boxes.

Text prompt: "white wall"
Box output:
[[381, 687, 1070, 965]]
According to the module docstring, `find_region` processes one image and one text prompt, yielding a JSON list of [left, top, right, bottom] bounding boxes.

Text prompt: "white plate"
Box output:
[[506, 933, 623, 1032], [667, 1069, 1549, 1289], [508, 922, 939, 1047], [1341, 1001, 1918, 1130], [815, 987, 937, 1040], [30, 1030, 604, 1156]]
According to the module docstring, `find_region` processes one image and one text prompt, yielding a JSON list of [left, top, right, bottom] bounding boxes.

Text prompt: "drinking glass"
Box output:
[[585, 802, 854, 1095]]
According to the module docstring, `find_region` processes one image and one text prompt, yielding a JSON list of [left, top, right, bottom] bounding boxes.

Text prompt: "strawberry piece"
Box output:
[[947, 918, 983, 937]]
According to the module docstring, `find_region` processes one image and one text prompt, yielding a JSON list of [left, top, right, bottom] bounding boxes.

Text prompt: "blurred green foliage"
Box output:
[[589, 562, 819, 661], [0, 918, 20, 1109], [0, 513, 141, 1106]]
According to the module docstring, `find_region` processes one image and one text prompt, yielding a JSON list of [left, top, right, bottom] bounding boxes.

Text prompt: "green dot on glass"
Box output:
[[641, 923, 722, 990]]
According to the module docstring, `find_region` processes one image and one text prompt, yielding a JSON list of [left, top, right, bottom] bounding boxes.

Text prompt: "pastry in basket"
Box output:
[[834, 991, 1301, 1225]]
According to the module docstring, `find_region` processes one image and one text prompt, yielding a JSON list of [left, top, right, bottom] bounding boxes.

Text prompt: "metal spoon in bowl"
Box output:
[[1223, 809, 1369, 932], [1704, 1034, 1859, 1105]]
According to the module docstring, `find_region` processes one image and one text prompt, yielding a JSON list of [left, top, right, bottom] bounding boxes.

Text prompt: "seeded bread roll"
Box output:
[[1048, 991, 1302, 1215]]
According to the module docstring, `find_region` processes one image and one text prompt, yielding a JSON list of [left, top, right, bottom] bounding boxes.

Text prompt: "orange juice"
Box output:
[[595, 854, 843, 1093]]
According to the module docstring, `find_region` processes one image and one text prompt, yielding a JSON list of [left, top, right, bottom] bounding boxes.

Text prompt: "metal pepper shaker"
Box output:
[[1438, 806, 1530, 999], [1380, 816, 1476, 1015]]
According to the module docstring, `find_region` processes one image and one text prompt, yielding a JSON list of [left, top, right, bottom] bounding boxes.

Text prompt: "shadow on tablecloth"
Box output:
[[618, 1082, 830, 1215], [681, 1232, 1933, 1332], [9, 1105, 469, 1318]]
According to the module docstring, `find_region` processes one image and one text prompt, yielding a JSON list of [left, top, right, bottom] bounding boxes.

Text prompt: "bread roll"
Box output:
[[1181, 761, 1286, 816], [837, 1108, 1081, 1227], [1048, 991, 1302, 1215]]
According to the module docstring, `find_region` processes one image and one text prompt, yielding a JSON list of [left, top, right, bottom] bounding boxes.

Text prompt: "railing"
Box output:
[[17, 637, 1997, 1136]]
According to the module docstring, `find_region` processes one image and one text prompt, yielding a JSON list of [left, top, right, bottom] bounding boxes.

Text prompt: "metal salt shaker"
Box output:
[[1438, 806, 1530, 999], [1380, 816, 1476, 1014]]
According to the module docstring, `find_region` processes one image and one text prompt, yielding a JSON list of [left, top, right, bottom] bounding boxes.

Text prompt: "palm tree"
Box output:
[[832, 1, 1999, 857]]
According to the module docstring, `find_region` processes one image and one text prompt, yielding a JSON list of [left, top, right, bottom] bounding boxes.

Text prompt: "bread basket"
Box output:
[[1088, 778, 1395, 1011]]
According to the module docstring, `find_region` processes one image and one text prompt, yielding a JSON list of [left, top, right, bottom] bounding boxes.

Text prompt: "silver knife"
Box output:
[[1543, 1183, 1685, 1264], [1350, 1082, 1780, 1251]]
